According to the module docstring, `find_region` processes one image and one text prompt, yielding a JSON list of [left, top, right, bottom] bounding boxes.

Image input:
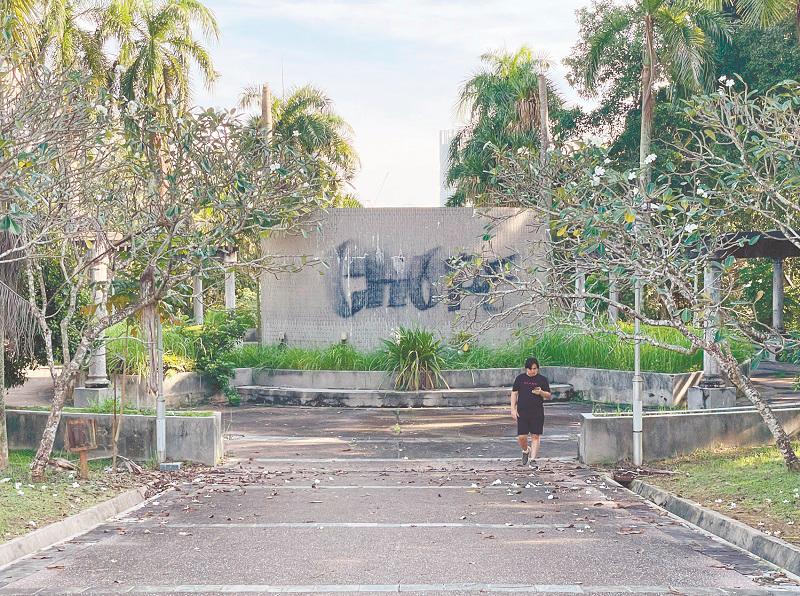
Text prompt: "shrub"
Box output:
[[192, 309, 254, 405], [382, 327, 447, 391]]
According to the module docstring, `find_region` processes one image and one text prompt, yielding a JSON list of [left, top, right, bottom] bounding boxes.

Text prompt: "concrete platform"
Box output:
[[237, 384, 574, 408]]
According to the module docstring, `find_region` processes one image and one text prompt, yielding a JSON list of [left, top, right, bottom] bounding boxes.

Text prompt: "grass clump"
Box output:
[[649, 444, 800, 545], [383, 328, 447, 390]]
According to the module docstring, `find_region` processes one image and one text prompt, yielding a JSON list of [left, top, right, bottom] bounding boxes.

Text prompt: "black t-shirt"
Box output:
[[512, 373, 551, 412]]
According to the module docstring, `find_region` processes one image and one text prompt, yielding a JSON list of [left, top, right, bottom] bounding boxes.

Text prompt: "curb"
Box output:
[[0, 485, 148, 569], [627, 477, 800, 577]]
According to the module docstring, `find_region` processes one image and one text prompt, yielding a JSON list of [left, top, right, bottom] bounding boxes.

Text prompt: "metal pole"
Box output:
[[632, 276, 643, 466], [259, 83, 274, 347], [155, 315, 166, 463]]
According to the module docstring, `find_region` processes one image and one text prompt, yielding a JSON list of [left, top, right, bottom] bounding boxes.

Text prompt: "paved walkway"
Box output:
[[2, 403, 798, 595], [748, 361, 800, 405]]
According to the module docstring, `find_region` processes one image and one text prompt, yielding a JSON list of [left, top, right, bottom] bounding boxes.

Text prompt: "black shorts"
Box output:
[[517, 409, 544, 436]]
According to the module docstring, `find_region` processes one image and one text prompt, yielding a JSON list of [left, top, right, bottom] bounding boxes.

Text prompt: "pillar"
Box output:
[[259, 237, 270, 346], [687, 259, 736, 409], [701, 260, 723, 387], [85, 236, 110, 388], [575, 269, 586, 322], [192, 275, 204, 324], [769, 257, 785, 361], [224, 250, 237, 311], [608, 272, 619, 324]]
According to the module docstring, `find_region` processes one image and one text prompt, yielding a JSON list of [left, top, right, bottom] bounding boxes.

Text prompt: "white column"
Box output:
[[608, 271, 619, 324], [702, 261, 723, 386], [259, 237, 270, 346], [86, 236, 110, 388], [769, 258, 785, 361], [192, 275, 204, 324], [575, 269, 586, 322], [224, 250, 237, 311]]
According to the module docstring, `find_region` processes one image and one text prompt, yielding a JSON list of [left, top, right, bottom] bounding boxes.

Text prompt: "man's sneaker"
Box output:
[[521, 449, 530, 466], [529, 459, 538, 470]]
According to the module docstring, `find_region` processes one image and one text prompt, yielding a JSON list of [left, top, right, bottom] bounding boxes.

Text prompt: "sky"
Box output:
[[194, 0, 594, 207]]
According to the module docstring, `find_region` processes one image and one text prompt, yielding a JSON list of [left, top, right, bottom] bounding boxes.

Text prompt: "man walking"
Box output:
[[511, 357, 552, 466]]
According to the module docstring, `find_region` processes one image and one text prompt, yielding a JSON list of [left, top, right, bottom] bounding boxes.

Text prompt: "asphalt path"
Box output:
[[1, 403, 798, 595]]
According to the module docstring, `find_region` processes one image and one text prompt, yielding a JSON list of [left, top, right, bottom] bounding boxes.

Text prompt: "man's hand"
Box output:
[[511, 408, 518, 421]]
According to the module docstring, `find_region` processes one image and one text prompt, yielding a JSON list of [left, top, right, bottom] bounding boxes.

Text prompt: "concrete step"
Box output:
[[236, 384, 573, 408]]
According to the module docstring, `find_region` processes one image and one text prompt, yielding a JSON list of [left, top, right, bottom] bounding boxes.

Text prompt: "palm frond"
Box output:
[[738, 0, 795, 27], [584, 10, 634, 94]]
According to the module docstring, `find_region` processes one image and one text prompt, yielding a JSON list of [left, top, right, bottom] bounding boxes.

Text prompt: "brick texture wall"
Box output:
[[260, 207, 547, 350]]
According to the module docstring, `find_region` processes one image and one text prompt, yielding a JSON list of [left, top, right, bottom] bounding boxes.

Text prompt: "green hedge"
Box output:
[[229, 325, 754, 374]]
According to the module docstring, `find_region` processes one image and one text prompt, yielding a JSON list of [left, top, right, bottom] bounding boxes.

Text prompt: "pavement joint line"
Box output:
[[16, 584, 792, 594]]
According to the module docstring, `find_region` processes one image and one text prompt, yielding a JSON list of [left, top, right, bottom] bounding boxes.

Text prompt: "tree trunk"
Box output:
[[537, 71, 552, 212], [139, 268, 159, 411], [715, 345, 800, 471], [639, 15, 656, 189], [796, 1, 800, 47], [0, 323, 8, 472], [30, 336, 94, 481]]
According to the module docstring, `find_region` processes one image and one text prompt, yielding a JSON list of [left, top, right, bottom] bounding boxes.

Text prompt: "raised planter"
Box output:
[[578, 404, 800, 465], [7, 409, 223, 466], [74, 372, 220, 409], [234, 365, 709, 407], [237, 384, 573, 408]]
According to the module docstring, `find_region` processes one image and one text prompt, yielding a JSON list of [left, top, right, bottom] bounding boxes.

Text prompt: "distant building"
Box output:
[[439, 129, 457, 206]]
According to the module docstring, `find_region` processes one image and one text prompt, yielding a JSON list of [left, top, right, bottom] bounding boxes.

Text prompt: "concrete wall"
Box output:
[[7, 410, 223, 466], [74, 372, 219, 409], [543, 367, 702, 408], [239, 366, 696, 406], [260, 208, 547, 350], [579, 405, 800, 464]]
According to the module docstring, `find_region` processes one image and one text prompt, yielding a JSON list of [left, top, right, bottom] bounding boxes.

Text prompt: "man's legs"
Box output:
[[529, 434, 541, 459], [517, 434, 529, 452]]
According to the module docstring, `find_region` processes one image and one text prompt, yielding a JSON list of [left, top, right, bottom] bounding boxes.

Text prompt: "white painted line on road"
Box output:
[[226, 435, 575, 443], [242, 456, 577, 463], [203, 484, 548, 490], [39, 583, 779, 594], [152, 521, 558, 529]]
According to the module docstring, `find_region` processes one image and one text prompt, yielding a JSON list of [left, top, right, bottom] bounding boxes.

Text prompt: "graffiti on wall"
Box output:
[[333, 241, 444, 318], [333, 240, 519, 319]]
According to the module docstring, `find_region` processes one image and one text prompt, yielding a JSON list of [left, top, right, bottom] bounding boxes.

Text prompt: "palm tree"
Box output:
[[0, 235, 36, 471], [36, 0, 106, 82], [447, 47, 558, 206], [239, 84, 359, 193], [582, 0, 729, 182], [705, 0, 800, 40], [114, 0, 219, 108], [1, 0, 36, 52]]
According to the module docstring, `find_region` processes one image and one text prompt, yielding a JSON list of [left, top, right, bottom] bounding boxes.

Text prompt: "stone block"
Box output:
[[687, 385, 737, 410], [73, 386, 114, 408]]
